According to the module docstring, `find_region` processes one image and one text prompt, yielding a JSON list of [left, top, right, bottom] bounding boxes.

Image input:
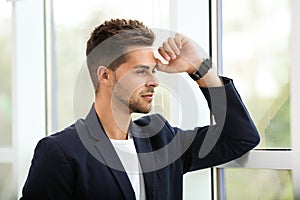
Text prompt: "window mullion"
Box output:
[[291, 0, 300, 198]]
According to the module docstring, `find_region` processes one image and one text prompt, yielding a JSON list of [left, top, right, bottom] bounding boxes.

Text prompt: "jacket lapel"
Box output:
[[76, 105, 136, 200], [130, 122, 157, 200]]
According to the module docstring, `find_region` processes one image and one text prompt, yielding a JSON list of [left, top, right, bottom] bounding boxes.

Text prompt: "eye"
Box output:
[[136, 69, 146, 74], [152, 68, 157, 74]]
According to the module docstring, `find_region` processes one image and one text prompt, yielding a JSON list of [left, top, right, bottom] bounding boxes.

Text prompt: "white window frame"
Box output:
[[10, 0, 47, 198], [290, 0, 300, 197]]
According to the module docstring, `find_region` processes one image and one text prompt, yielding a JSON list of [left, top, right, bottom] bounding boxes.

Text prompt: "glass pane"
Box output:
[[0, 1, 12, 146], [222, 0, 291, 148], [0, 163, 13, 200], [224, 168, 294, 200], [52, 0, 170, 131]]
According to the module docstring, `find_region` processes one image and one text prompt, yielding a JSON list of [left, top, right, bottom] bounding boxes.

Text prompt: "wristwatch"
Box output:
[[188, 58, 212, 81]]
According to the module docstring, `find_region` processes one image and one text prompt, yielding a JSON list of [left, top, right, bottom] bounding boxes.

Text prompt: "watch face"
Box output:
[[189, 59, 212, 81], [198, 59, 212, 76]]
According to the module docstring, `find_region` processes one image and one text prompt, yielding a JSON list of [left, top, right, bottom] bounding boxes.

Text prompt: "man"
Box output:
[[20, 19, 260, 199]]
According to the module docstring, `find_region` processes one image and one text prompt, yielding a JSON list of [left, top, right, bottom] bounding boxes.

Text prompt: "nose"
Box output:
[[146, 74, 159, 88]]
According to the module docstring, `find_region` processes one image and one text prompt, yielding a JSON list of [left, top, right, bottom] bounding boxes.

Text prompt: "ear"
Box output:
[[97, 66, 113, 86], [97, 65, 108, 81]]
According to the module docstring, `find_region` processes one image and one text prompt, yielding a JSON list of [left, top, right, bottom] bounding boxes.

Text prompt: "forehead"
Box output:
[[119, 48, 156, 69]]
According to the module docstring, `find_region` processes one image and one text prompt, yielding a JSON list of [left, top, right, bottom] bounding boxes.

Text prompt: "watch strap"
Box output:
[[188, 59, 212, 81]]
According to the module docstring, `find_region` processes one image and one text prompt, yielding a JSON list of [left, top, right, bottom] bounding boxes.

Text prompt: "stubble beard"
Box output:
[[113, 82, 153, 114]]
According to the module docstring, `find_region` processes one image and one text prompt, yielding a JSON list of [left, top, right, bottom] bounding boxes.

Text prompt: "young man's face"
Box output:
[[111, 48, 159, 114]]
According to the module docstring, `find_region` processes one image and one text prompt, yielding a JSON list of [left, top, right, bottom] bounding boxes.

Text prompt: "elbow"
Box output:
[[254, 132, 261, 146], [252, 125, 261, 146], [247, 127, 261, 150], [238, 127, 261, 156]]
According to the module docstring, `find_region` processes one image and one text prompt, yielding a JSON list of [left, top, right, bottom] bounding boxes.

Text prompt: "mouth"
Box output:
[[141, 93, 154, 101]]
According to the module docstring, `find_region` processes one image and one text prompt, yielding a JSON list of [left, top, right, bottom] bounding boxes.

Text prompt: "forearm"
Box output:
[[200, 77, 260, 146], [181, 78, 260, 172], [195, 68, 223, 88]]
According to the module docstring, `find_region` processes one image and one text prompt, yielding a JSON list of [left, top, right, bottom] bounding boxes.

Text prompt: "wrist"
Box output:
[[188, 58, 212, 81], [186, 58, 204, 74]]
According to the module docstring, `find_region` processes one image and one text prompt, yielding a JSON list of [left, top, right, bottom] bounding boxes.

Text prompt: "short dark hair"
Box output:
[[86, 19, 155, 90]]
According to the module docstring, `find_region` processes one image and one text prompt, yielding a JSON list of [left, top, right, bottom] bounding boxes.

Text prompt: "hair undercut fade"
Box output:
[[86, 19, 155, 91]]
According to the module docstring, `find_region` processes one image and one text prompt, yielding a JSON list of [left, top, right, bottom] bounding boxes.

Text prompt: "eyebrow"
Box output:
[[133, 65, 150, 69], [133, 63, 158, 70]]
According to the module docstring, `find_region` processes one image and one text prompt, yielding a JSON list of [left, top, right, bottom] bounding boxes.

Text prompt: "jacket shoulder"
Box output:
[[36, 123, 87, 160], [133, 113, 168, 126]]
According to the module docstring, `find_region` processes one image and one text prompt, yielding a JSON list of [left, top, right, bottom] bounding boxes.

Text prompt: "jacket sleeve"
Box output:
[[179, 77, 260, 173], [20, 137, 74, 199]]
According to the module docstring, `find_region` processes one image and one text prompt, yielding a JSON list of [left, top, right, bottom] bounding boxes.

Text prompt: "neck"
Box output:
[[94, 95, 131, 140]]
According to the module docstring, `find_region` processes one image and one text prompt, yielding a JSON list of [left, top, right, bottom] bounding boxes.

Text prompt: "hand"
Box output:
[[157, 33, 203, 74]]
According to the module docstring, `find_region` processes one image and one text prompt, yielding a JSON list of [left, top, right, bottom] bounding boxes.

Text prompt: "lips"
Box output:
[[141, 93, 154, 100], [141, 93, 154, 97]]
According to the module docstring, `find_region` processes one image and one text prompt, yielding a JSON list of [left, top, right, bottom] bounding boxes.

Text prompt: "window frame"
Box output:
[[10, 0, 47, 198], [290, 0, 300, 197]]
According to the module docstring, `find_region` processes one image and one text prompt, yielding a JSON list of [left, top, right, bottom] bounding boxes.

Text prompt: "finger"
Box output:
[[167, 37, 180, 55], [174, 33, 183, 49], [158, 47, 171, 61], [162, 42, 177, 60], [156, 63, 177, 73], [180, 35, 190, 48]]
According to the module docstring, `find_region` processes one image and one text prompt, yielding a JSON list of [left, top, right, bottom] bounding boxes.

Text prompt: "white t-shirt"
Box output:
[[110, 137, 146, 200]]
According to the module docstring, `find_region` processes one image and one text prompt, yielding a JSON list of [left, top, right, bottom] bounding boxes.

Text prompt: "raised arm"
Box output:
[[156, 33, 260, 172]]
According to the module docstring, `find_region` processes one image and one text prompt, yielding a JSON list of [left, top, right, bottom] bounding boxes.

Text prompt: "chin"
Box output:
[[129, 101, 153, 114], [130, 107, 152, 114], [133, 109, 151, 114]]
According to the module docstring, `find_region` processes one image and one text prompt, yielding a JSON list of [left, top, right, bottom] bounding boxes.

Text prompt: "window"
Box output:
[[220, 0, 294, 199], [224, 169, 293, 199], [0, 1, 12, 148], [223, 0, 291, 149]]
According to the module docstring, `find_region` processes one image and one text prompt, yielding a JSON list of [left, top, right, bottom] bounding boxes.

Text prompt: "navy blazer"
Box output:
[[20, 78, 260, 200]]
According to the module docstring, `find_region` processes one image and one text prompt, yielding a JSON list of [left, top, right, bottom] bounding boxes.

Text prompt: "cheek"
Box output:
[[130, 88, 144, 99], [117, 74, 146, 93], [113, 79, 144, 100]]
